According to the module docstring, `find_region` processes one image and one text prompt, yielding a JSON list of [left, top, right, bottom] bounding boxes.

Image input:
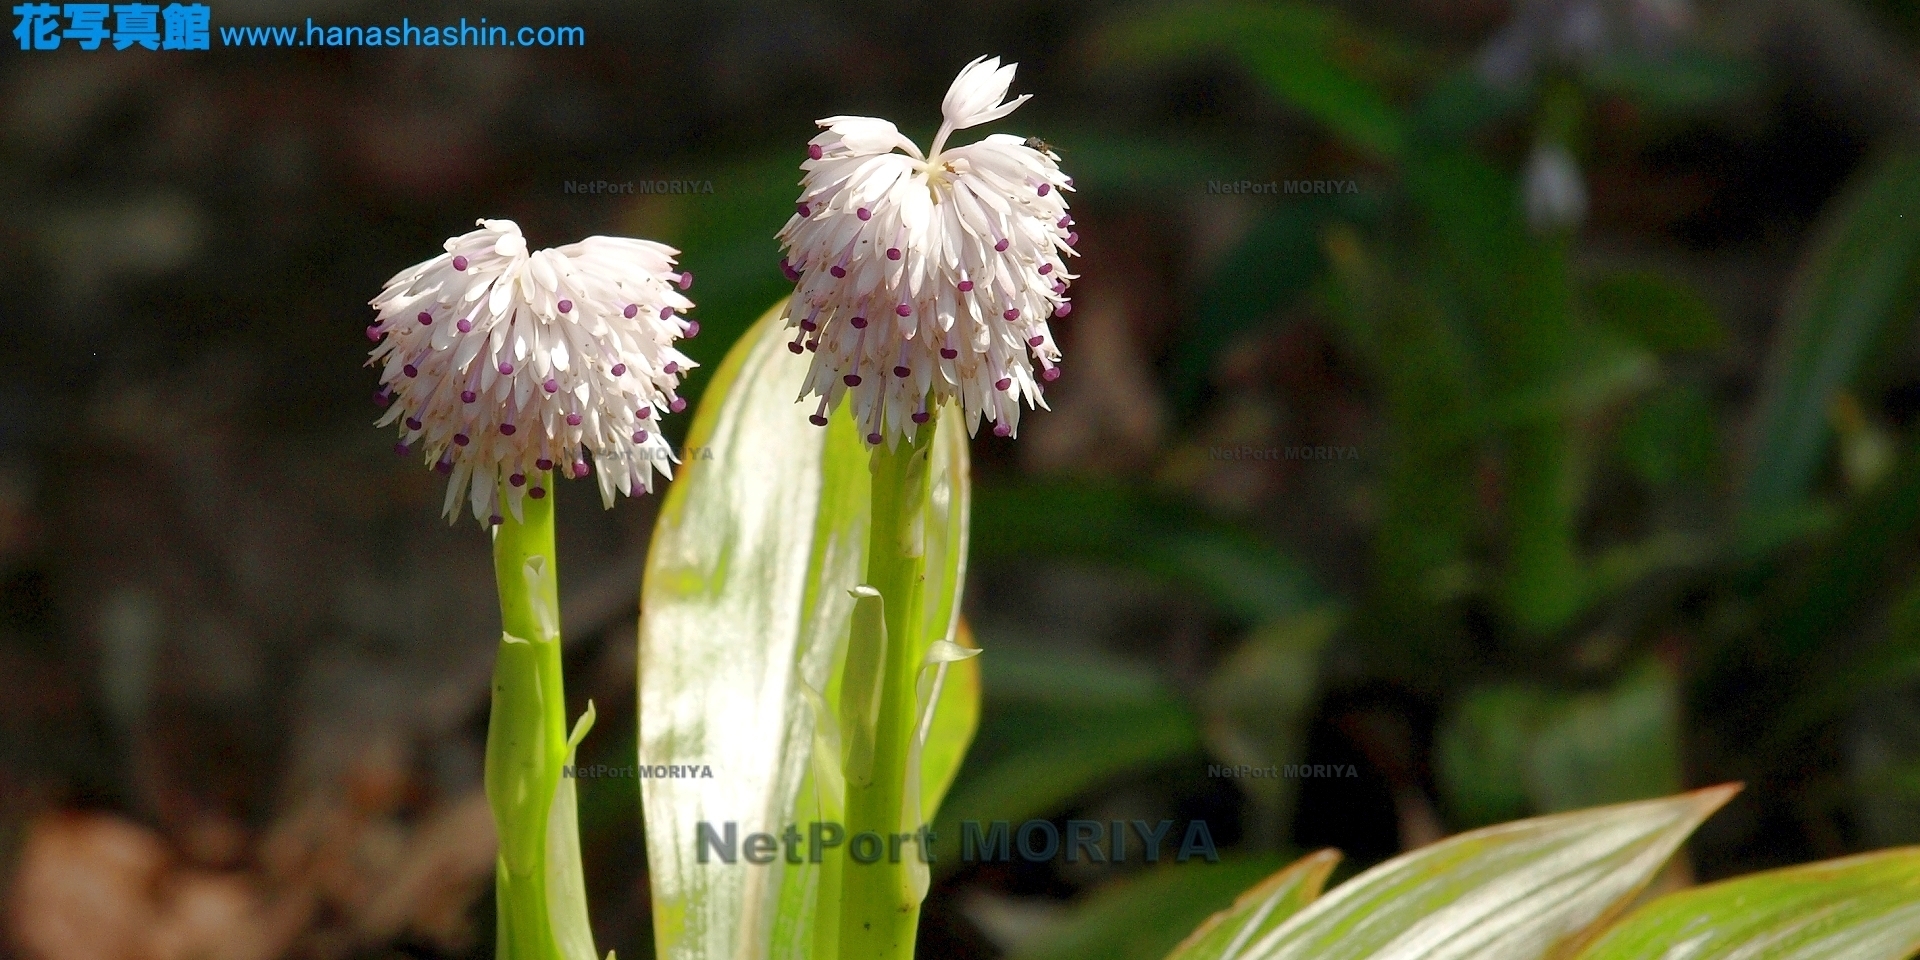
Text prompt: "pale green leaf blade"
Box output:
[[639, 303, 861, 960], [1576, 847, 1920, 960], [1235, 786, 1739, 960], [1008, 856, 1309, 960], [1163, 851, 1341, 960]]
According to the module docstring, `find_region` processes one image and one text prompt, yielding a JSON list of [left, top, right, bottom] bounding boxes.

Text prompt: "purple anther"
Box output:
[[867, 433, 883, 445], [529, 487, 547, 499], [844, 374, 862, 387], [1028, 335, 1045, 347], [611, 363, 627, 376], [1054, 302, 1072, 318], [895, 303, 911, 317], [405, 416, 422, 430], [457, 318, 473, 333], [894, 365, 911, 377], [1043, 367, 1061, 381], [536, 458, 554, 471], [1004, 308, 1020, 321], [498, 361, 515, 375], [500, 423, 517, 436], [637, 406, 652, 419], [633, 429, 648, 442], [993, 422, 1012, 437], [366, 325, 382, 341], [886, 247, 901, 260], [510, 473, 527, 487], [810, 414, 829, 426], [798, 202, 812, 217], [1039, 263, 1053, 275], [1038, 183, 1051, 196], [994, 238, 1009, 252], [851, 316, 868, 329], [566, 413, 583, 426], [912, 411, 930, 423], [489, 514, 504, 526], [543, 378, 559, 393], [394, 442, 411, 456], [624, 304, 639, 318], [403, 364, 418, 378], [418, 311, 433, 325], [808, 143, 823, 160], [831, 265, 847, 278], [940, 348, 958, 359], [664, 361, 679, 375], [453, 255, 469, 271], [958, 280, 974, 292], [669, 397, 687, 413], [996, 377, 1013, 391], [1067, 232, 1079, 246], [572, 461, 589, 478], [678, 271, 693, 289], [685, 321, 700, 337], [454, 433, 470, 446], [661, 306, 676, 320], [557, 299, 573, 314], [789, 342, 804, 354], [435, 459, 452, 475], [857, 207, 871, 221], [461, 390, 478, 404]]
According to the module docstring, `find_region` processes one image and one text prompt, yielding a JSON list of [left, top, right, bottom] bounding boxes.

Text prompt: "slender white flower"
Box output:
[[776, 55, 1076, 446], [1524, 141, 1589, 233], [368, 218, 697, 525]]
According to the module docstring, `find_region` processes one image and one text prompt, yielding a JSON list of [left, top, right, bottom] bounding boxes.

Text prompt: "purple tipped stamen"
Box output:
[[403, 364, 418, 378], [624, 304, 639, 318], [405, 417, 422, 430], [544, 378, 559, 393], [810, 414, 829, 426], [452, 255, 469, 271], [685, 321, 700, 337], [638, 407, 652, 419], [1067, 232, 1080, 246], [1055, 302, 1073, 318], [454, 433, 470, 446], [1043, 367, 1061, 381], [851, 316, 868, 329], [831, 265, 847, 278], [566, 413, 583, 426], [894, 365, 911, 377], [1028, 335, 1045, 347], [530, 487, 546, 499], [536, 458, 554, 471], [857, 207, 871, 221], [1004, 308, 1020, 321], [661, 306, 676, 320], [1038, 183, 1051, 196], [895, 303, 911, 317], [557, 299, 573, 314], [669, 397, 687, 413], [996, 377, 1013, 391], [394, 442, 411, 456], [500, 423, 517, 436], [808, 143, 823, 160], [958, 280, 974, 292], [461, 390, 478, 404], [1039, 263, 1053, 275], [844, 374, 862, 387], [510, 473, 527, 487], [498, 361, 514, 375], [678, 271, 693, 289], [633, 430, 648, 443], [664, 361, 679, 375], [366, 325, 382, 341], [941, 348, 958, 359], [994, 238, 1009, 252], [867, 433, 883, 445], [912, 411, 930, 424], [798, 202, 812, 217], [993, 423, 1012, 437], [417, 311, 433, 326], [611, 363, 626, 376], [887, 247, 901, 260], [457, 318, 473, 333]]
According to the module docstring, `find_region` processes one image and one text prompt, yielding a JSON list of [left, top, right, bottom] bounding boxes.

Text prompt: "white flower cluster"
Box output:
[[368, 219, 697, 525], [777, 56, 1077, 446]]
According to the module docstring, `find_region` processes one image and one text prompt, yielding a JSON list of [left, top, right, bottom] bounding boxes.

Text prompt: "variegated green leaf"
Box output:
[[1163, 850, 1341, 960], [1575, 847, 1920, 960]]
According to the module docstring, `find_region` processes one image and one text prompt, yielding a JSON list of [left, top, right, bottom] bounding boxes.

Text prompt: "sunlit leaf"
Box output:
[[1575, 847, 1920, 960], [1163, 851, 1341, 960], [1225, 786, 1738, 960]]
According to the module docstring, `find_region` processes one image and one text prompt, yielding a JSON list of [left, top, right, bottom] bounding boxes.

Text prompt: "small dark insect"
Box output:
[[1023, 136, 1054, 154]]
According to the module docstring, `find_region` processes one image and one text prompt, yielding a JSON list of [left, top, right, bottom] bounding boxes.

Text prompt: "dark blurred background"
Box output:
[[7, 0, 1920, 957]]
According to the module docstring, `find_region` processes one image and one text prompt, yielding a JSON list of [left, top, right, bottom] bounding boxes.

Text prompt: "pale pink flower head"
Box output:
[[368, 219, 697, 525], [777, 56, 1077, 446]]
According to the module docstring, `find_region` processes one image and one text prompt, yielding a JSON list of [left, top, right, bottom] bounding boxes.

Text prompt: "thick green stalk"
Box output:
[[485, 476, 569, 960], [839, 430, 935, 960]]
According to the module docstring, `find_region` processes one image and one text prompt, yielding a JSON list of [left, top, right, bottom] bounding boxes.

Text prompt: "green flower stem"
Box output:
[[485, 475, 570, 960], [839, 429, 936, 960]]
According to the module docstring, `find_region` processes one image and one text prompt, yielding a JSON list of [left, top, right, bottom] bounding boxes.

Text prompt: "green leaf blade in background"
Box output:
[[1003, 856, 1308, 960], [1575, 847, 1920, 960], [638, 304, 977, 960], [1162, 851, 1341, 960], [1740, 148, 1920, 533], [1226, 786, 1738, 960], [1095, 1, 1408, 158]]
